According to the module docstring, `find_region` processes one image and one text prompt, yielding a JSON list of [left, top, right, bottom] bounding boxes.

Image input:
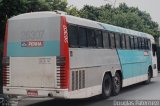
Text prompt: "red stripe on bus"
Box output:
[[60, 16, 69, 89], [3, 21, 9, 86], [3, 21, 8, 57]]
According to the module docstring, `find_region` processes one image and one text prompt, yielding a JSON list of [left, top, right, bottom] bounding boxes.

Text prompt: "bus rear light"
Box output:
[[56, 56, 68, 89]]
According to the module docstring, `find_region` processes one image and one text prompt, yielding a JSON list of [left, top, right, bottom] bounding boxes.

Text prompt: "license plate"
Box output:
[[27, 90, 38, 96]]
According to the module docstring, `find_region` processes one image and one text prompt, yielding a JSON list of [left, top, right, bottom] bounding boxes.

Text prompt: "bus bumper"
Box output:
[[3, 87, 69, 99]]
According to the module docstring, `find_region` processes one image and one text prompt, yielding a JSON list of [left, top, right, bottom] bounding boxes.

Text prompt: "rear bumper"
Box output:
[[3, 87, 69, 99]]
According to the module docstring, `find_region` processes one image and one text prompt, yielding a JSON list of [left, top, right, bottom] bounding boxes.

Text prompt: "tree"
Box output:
[[47, 0, 67, 11], [66, 6, 80, 17]]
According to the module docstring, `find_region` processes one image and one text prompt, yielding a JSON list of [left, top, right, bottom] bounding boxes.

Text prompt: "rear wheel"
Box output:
[[112, 72, 121, 96], [101, 74, 112, 99], [145, 68, 152, 84]]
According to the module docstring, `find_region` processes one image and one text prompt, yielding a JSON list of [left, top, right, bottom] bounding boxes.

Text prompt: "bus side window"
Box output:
[[130, 36, 134, 49], [141, 38, 145, 50], [144, 39, 147, 50], [137, 37, 142, 50], [110, 33, 115, 48], [146, 39, 150, 50], [95, 30, 103, 48], [125, 35, 130, 49], [121, 34, 126, 49], [134, 37, 138, 49], [148, 39, 151, 50], [79, 27, 87, 47], [115, 33, 121, 49], [103, 31, 110, 48], [68, 25, 78, 47], [87, 28, 96, 48]]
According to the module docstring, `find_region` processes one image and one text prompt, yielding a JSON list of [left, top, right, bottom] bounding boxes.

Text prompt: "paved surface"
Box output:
[[17, 74, 160, 106]]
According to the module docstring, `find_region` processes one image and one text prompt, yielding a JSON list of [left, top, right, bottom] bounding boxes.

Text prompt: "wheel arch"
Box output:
[[101, 71, 112, 86]]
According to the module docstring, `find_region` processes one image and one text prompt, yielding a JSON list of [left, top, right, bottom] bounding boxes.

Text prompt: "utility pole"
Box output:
[[104, 0, 117, 8], [104, 0, 117, 23]]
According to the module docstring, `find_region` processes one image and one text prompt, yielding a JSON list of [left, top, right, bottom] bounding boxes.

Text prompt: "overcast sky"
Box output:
[[67, 0, 160, 25]]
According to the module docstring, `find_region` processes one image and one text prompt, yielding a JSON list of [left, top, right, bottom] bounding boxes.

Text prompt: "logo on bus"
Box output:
[[21, 41, 44, 47], [63, 25, 68, 43]]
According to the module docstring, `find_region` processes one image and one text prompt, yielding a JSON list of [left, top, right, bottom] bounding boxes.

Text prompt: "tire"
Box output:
[[145, 68, 152, 84], [112, 72, 121, 96], [101, 74, 112, 99]]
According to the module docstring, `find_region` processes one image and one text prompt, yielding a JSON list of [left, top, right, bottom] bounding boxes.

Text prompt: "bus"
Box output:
[[3, 11, 158, 99]]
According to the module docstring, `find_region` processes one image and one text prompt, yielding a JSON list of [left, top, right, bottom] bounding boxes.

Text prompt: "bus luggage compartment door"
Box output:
[[9, 56, 56, 88]]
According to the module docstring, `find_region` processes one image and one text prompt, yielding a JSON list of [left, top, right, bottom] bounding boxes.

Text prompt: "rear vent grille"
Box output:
[[2, 57, 10, 86], [72, 70, 85, 91], [56, 56, 67, 89]]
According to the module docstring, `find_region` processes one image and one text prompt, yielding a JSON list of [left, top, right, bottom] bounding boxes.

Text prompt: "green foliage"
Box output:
[[47, 0, 67, 11], [66, 6, 80, 17]]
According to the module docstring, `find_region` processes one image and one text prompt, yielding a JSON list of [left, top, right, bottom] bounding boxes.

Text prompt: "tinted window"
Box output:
[[103, 32, 110, 48], [110, 33, 115, 48], [68, 25, 78, 47], [125, 35, 130, 49], [115, 33, 121, 48], [130, 36, 134, 49], [134, 37, 138, 49], [87, 29, 96, 47], [79, 27, 87, 47], [147, 39, 151, 50], [95, 30, 103, 48], [144, 39, 147, 49], [137, 37, 142, 49], [141, 38, 145, 49], [121, 34, 126, 49]]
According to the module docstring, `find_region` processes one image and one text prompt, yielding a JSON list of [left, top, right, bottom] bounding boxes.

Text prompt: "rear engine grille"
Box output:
[[2, 57, 10, 86], [56, 56, 67, 89], [72, 70, 85, 91]]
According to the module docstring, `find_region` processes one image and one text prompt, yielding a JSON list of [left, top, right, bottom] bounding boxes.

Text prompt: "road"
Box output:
[[17, 74, 160, 106]]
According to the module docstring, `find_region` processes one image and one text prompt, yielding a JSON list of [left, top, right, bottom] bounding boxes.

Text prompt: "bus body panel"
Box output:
[[69, 48, 121, 90], [117, 50, 152, 79], [9, 57, 57, 88], [117, 50, 152, 87]]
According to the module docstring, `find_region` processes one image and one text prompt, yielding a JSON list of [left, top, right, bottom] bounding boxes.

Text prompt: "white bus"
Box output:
[[3, 11, 158, 99]]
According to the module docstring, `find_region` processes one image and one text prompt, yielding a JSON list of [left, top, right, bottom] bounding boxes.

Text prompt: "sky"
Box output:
[[67, 0, 160, 25]]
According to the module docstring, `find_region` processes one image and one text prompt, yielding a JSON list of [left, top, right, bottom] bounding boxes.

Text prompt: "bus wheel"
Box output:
[[145, 68, 152, 84], [101, 74, 112, 99], [112, 72, 121, 96]]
